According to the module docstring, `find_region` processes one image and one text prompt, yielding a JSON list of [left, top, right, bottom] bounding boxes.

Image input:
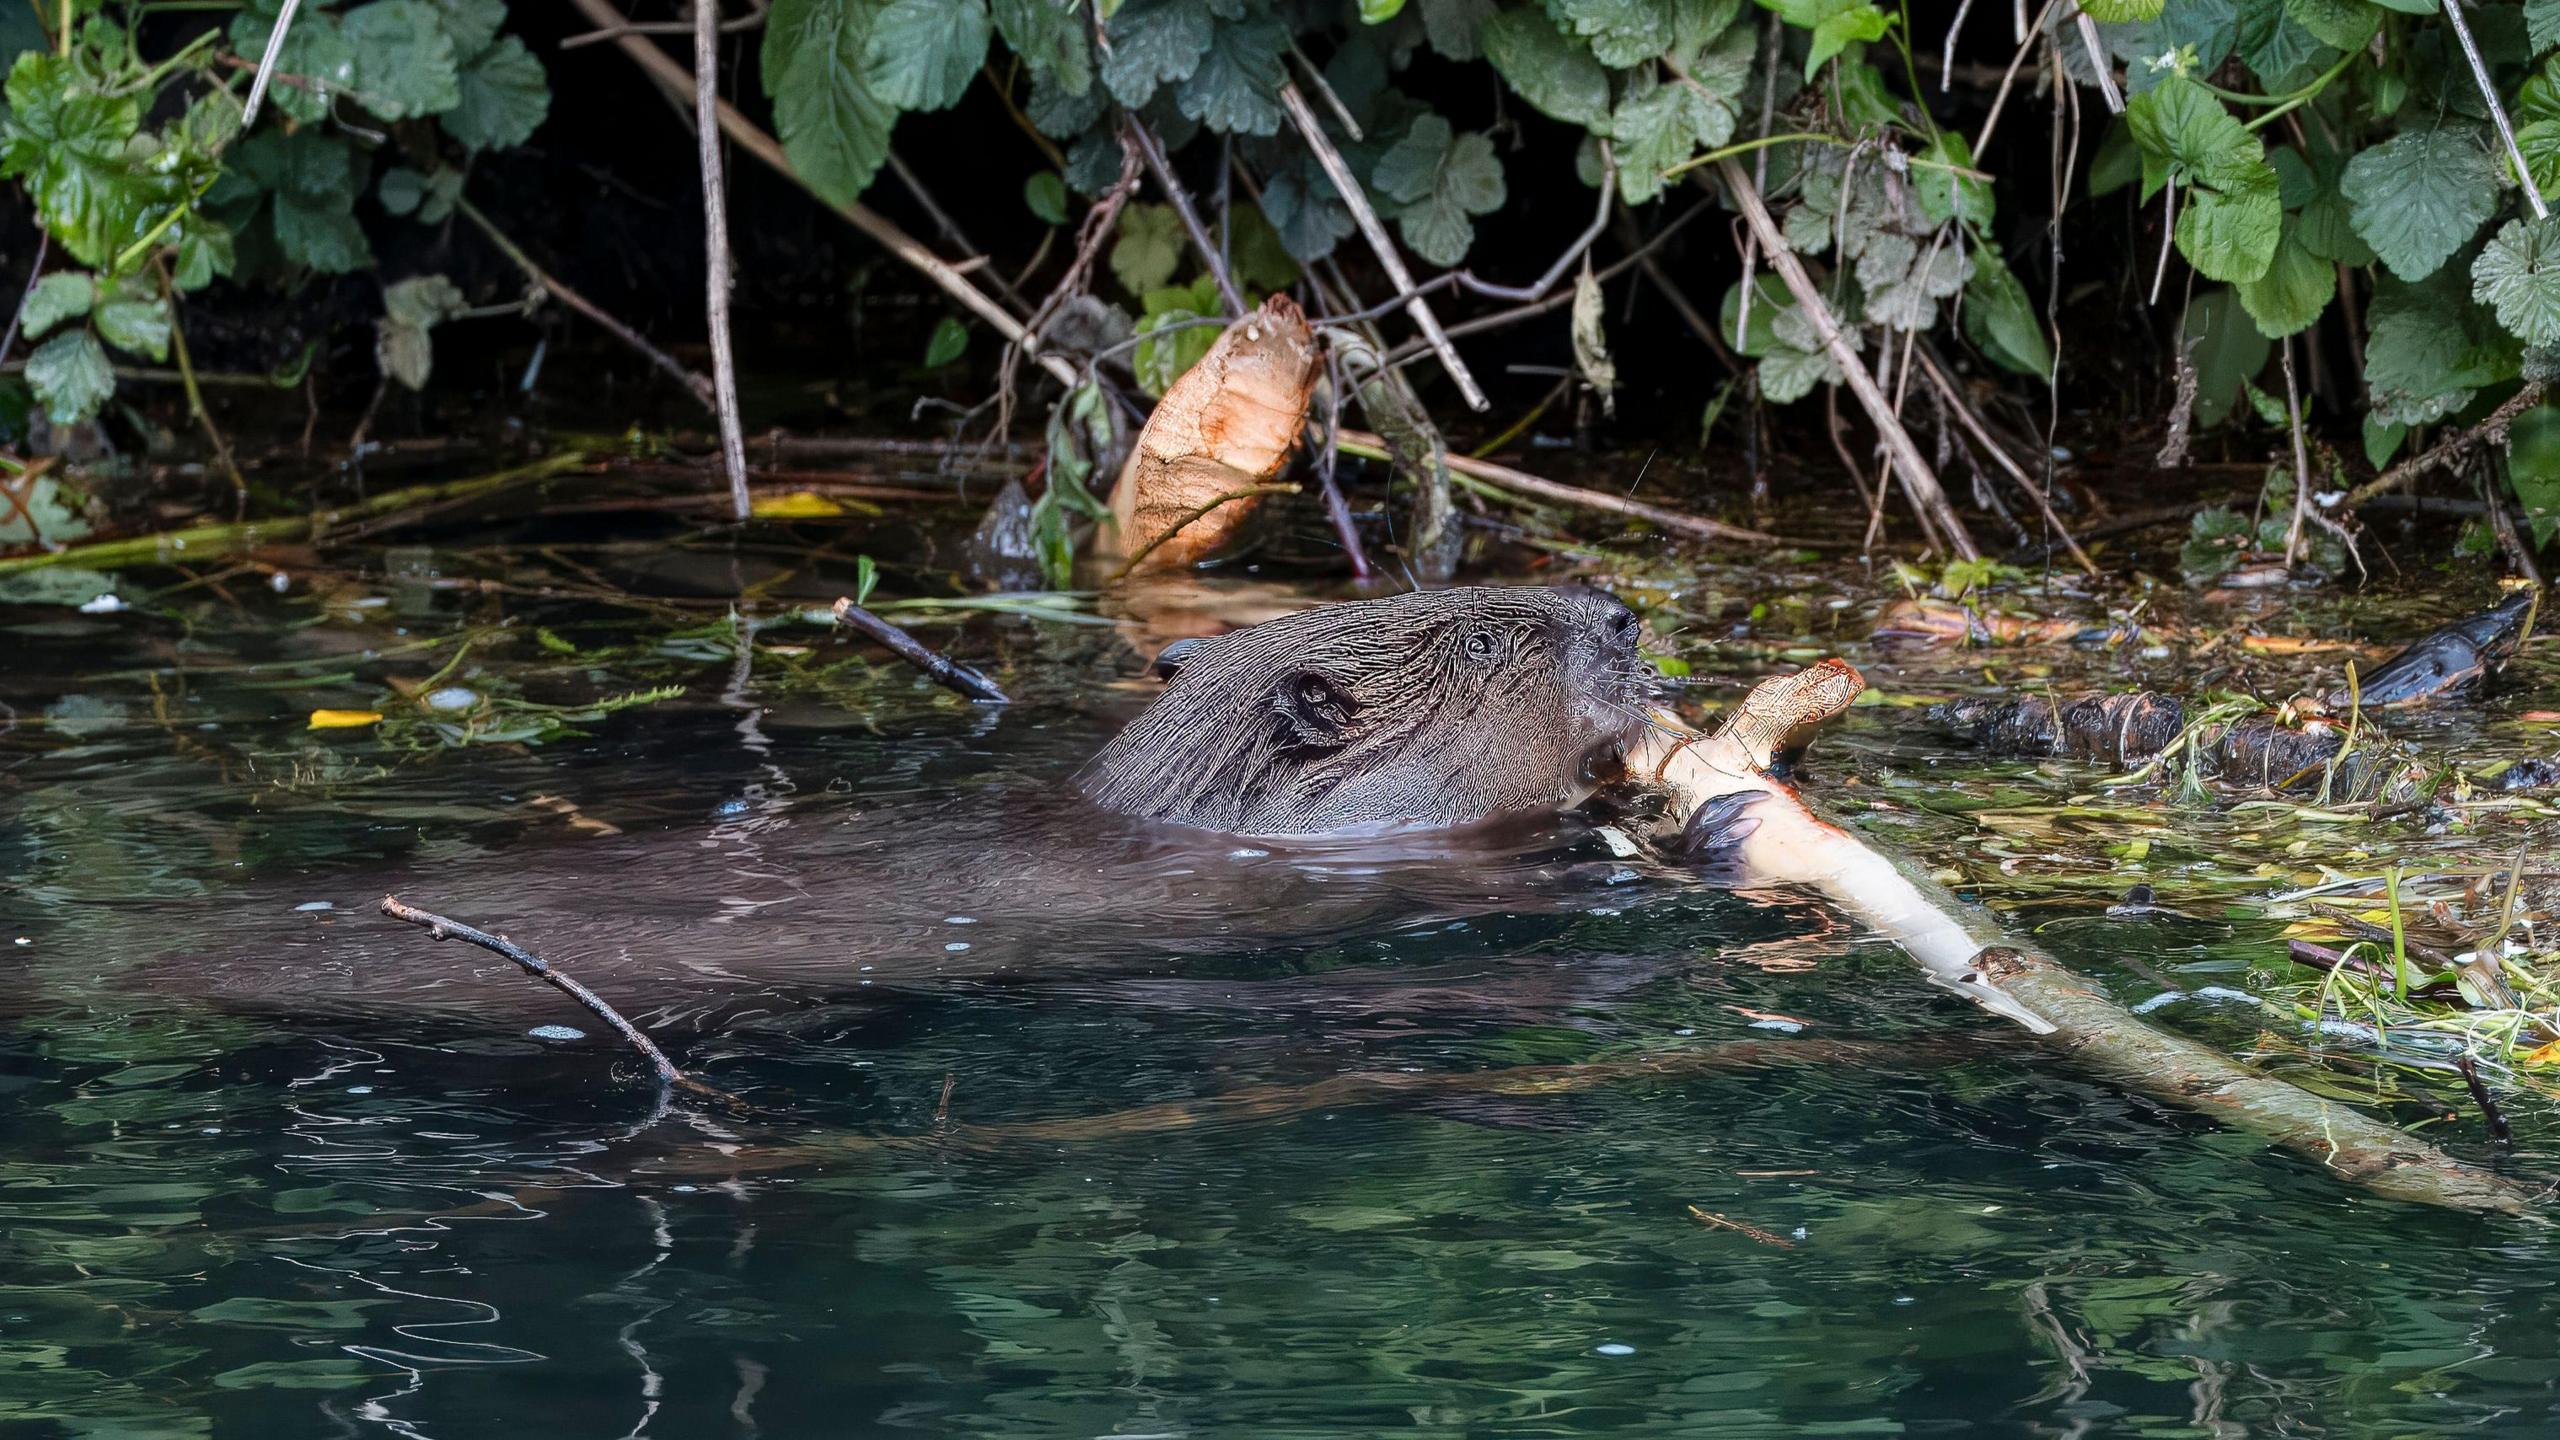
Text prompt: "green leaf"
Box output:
[[2125, 73, 2281, 283], [1112, 203, 1186, 294], [19, 273, 94, 341], [26, 329, 113, 425], [2363, 268, 2521, 426], [445, 35, 549, 150], [763, 0, 899, 208], [2181, 286, 2271, 429], [1963, 249, 2052, 377], [1720, 272, 1793, 356], [428, 0, 507, 59], [2235, 221, 2333, 338], [93, 280, 169, 361], [866, 0, 991, 110], [2235, 0, 2331, 83], [0, 54, 191, 272], [1420, 0, 1496, 57], [2081, 0, 2164, 17], [1101, 0, 1212, 109], [1178, 13, 1288, 134], [230, 0, 358, 125], [1481, 7, 1610, 127], [2474, 217, 2560, 347], [1373, 115, 1506, 266], [1133, 275, 1225, 396], [1226, 203, 1300, 290], [209, 131, 376, 275], [1912, 131, 1993, 229], [375, 275, 464, 390], [1024, 170, 1069, 224], [1552, 0, 1674, 66], [1757, 0, 1891, 79], [343, 0, 463, 119], [2516, 119, 2560, 200], [2342, 124, 2500, 283], [173, 219, 236, 291], [2511, 405, 2560, 545], [2290, 141, 2375, 265], [994, 0, 1092, 96], [1259, 171, 1352, 261], [1603, 27, 1748, 205], [2531, 0, 2560, 54], [2362, 412, 2408, 469], [2281, 0, 2376, 51], [924, 315, 970, 367]]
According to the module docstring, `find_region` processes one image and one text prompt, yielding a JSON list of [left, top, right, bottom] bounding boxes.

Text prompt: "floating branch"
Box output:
[[831, 596, 1009, 703], [379, 895, 729, 1102]]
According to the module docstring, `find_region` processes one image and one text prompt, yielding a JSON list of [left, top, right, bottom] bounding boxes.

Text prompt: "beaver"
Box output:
[[75, 584, 1716, 1028], [1082, 585, 1656, 836]]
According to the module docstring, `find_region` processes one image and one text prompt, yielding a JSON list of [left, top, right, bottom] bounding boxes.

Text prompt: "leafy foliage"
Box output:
[[0, 0, 552, 427]]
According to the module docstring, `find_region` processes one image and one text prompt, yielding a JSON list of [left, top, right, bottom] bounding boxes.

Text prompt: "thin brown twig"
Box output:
[[155, 256, 246, 514], [453, 194, 715, 410], [830, 596, 1008, 702], [1913, 349, 2094, 573], [0, 229, 48, 367], [1710, 157, 1980, 558], [379, 895, 730, 1102], [1129, 118, 1244, 317], [1106, 483, 1301, 581], [1277, 80, 1488, 411], [560, 0, 766, 50], [693, 0, 750, 519], [565, 0, 1083, 389], [1338, 428, 1801, 546], [2280, 335, 2311, 567], [1687, 1204, 1797, 1248], [2347, 383, 2547, 507]]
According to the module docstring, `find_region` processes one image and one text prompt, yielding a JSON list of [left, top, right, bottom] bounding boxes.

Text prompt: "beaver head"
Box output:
[[1079, 586, 1657, 837]]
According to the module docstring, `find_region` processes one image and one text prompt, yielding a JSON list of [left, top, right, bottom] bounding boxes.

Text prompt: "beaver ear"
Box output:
[[1152, 638, 1204, 681]]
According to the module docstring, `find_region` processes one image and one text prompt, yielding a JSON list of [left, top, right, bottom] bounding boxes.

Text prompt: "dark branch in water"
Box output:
[[2455, 1055, 2516, 1150], [378, 895, 728, 1102], [831, 596, 1009, 703]]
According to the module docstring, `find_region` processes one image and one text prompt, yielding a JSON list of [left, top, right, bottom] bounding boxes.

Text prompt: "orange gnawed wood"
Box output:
[[1100, 294, 1320, 576]]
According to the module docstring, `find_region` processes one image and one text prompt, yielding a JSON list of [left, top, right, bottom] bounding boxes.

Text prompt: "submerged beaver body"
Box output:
[[71, 585, 1697, 1028]]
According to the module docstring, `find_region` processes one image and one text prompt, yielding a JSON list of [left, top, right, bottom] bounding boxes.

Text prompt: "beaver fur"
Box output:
[[1080, 585, 1656, 837]]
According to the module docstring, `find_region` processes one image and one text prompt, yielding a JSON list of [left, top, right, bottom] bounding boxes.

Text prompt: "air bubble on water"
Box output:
[[529, 1024, 586, 1041], [944, 915, 977, 925], [294, 901, 335, 912], [1594, 1343, 1635, 1357], [347, 1086, 373, 1095], [945, 942, 972, 952]]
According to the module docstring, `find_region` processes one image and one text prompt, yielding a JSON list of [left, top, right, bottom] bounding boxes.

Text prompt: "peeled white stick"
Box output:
[[1634, 660, 2538, 1216]]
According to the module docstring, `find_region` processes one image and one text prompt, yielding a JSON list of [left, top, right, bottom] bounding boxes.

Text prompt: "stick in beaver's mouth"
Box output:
[[1633, 659, 2544, 1218]]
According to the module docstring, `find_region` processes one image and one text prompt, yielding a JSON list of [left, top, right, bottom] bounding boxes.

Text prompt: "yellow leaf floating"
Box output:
[[307, 709, 383, 730], [2521, 1038, 2560, 1067], [751, 490, 846, 518]]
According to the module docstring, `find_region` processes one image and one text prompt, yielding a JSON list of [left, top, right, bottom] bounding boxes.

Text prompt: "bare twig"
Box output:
[[1381, 198, 1717, 361], [1941, 0, 1977, 92], [1286, 40, 1363, 141], [2346, 383, 2547, 507], [693, 0, 750, 519], [2072, 7, 2123, 114], [561, 0, 766, 49], [454, 195, 715, 410], [1913, 350, 2093, 574], [1972, 0, 2062, 157], [2456, 1054, 2517, 1148], [1130, 119, 1244, 317], [155, 257, 246, 513], [241, 0, 302, 128], [1277, 81, 1488, 411], [2443, 0, 2548, 219], [1712, 158, 1980, 558], [1687, 1204, 1796, 1248], [0, 230, 47, 367], [379, 895, 727, 1101], [1107, 483, 1300, 581], [1337, 428, 1797, 546], [888, 152, 1031, 315], [564, 0, 1082, 390], [2280, 335, 2311, 567], [830, 596, 1008, 703]]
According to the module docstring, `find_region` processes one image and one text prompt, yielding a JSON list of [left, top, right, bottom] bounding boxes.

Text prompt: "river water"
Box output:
[[5, 514, 2558, 1437]]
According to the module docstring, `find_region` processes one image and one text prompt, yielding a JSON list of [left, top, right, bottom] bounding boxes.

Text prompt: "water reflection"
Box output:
[[4, 568, 2557, 1437]]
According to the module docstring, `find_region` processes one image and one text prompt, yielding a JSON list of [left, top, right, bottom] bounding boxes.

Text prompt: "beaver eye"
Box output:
[[1299, 676, 1332, 707], [1464, 630, 1496, 660]]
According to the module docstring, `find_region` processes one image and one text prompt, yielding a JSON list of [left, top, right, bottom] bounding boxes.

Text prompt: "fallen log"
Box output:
[[1633, 662, 2542, 1216]]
